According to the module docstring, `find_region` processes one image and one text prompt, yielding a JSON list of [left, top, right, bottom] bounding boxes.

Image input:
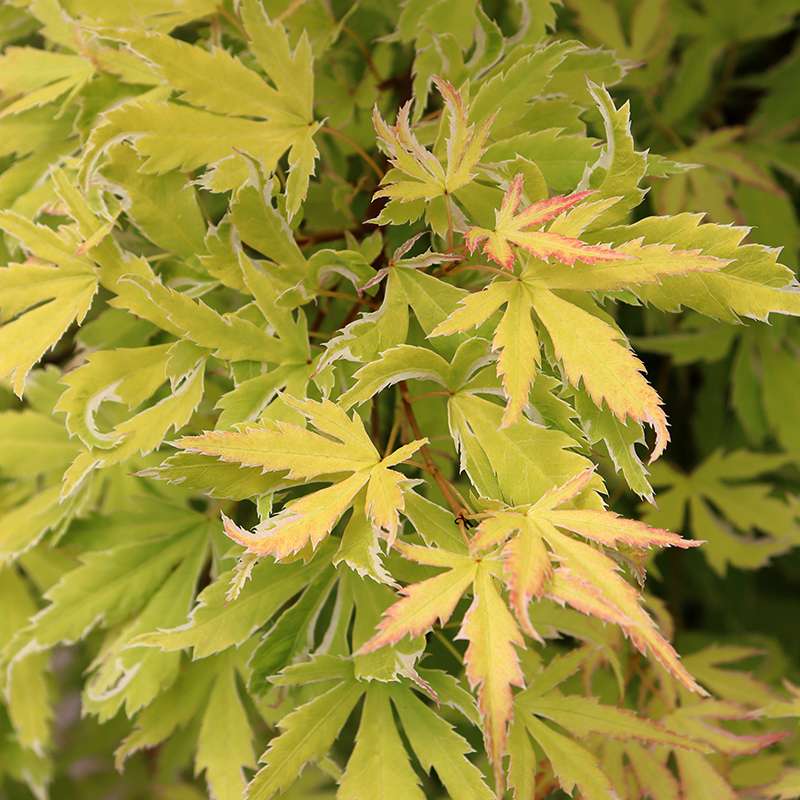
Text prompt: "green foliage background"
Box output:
[[0, 1, 798, 799]]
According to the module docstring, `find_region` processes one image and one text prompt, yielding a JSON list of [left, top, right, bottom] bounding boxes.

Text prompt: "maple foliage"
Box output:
[[0, 2, 798, 800], [465, 176, 622, 269]]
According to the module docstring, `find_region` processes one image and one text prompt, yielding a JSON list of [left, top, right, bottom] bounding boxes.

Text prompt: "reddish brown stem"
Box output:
[[320, 126, 384, 181], [398, 381, 467, 518]]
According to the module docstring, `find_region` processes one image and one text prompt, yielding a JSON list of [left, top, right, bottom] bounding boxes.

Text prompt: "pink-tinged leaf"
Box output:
[[515, 186, 597, 228], [221, 470, 369, 558], [544, 528, 707, 695], [358, 560, 477, 653], [530, 288, 669, 461], [510, 231, 625, 267], [471, 512, 528, 553], [545, 568, 633, 628], [502, 520, 551, 640], [671, 711, 788, 756], [545, 509, 701, 550], [628, 625, 708, 697], [465, 175, 628, 270], [466, 226, 516, 271], [532, 467, 596, 512], [457, 564, 525, 794]]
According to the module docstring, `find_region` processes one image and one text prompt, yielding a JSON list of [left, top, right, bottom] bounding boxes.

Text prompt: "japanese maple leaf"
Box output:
[[470, 468, 707, 695], [372, 77, 492, 223], [175, 397, 425, 559], [357, 542, 523, 793], [358, 469, 706, 793], [465, 174, 626, 270]]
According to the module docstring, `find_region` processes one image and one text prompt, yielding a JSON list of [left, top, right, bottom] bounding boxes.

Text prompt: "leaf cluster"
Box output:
[[0, 2, 798, 799]]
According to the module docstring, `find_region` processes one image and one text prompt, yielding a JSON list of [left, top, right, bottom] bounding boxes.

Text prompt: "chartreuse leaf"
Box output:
[[0, 567, 51, 755], [111, 273, 283, 363], [524, 716, 615, 799], [447, 393, 596, 504], [469, 40, 582, 132], [55, 344, 174, 448], [83, 3, 318, 215], [402, 490, 468, 552], [114, 656, 216, 766], [0, 212, 97, 395], [60, 358, 205, 498], [82, 98, 303, 204], [390, 684, 494, 800], [8, 509, 205, 657], [517, 690, 705, 750], [83, 538, 208, 722], [338, 683, 424, 800], [507, 714, 536, 800], [574, 388, 655, 500], [333, 497, 395, 584], [248, 565, 337, 689], [257, 654, 493, 800], [99, 143, 207, 260], [599, 213, 800, 321], [239, 0, 313, 119], [359, 544, 478, 651], [676, 750, 737, 800], [229, 179, 310, 293], [0, 47, 94, 118], [0, 483, 87, 564], [493, 283, 541, 426], [195, 652, 256, 800], [0, 410, 78, 478], [582, 82, 648, 228], [247, 679, 364, 800], [372, 77, 491, 231], [459, 561, 525, 791], [136, 540, 336, 658], [532, 288, 671, 459], [177, 398, 425, 559], [358, 543, 520, 792], [137, 452, 285, 500], [319, 270, 410, 371], [122, 30, 287, 120], [626, 741, 681, 800], [339, 343, 449, 409]]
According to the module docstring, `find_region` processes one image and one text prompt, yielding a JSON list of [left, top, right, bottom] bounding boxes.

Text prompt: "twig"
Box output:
[[216, 5, 246, 36], [446, 263, 510, 279], [399, 381, 467, 517], [275, 0, 307, 23], [432, 628, 464, 665], [320, 126, 384, 181], [383, 413, 403, 457], [342, 25, 382, 82]]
